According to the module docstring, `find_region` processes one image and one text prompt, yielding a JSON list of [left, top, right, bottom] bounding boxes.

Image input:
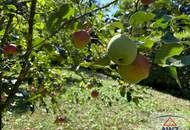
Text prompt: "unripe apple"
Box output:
[[91, 90, 99, 98], [118, 54, 150, 84], [107, 34, 137, 65], [141, 0, 154, 5], [3, 43, 17, 55], [72, 30, 91, 49]]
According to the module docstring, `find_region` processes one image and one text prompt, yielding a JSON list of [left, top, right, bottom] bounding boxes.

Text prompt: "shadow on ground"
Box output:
[[72, 66, 190, 101], [139, 67, 190, 101]]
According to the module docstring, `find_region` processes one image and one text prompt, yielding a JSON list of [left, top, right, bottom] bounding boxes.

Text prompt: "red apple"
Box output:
[[141, 0, 154, 5], [118, 54, 150, 84], [72, 30, 91, 49], [54, 115, 66, 124], [91, 90, 99, 98], [3, 44, 17, 55]]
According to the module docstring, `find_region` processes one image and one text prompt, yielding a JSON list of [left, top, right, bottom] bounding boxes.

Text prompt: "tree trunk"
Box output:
[[0, 93, 2, 130], [0, 112, 2, 130], [0, 96, 2, 130]]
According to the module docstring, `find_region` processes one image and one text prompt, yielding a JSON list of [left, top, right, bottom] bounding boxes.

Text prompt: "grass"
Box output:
[[2, 74, 190, 130]]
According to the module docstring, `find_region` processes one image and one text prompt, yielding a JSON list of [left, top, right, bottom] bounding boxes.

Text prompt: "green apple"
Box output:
[[107, 34, 137, 65], [118, 54, 150, 84], [72, 30, 91, 49]]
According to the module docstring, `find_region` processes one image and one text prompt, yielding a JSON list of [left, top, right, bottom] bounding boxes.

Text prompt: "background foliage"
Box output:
[[0, 0, 190, 129]]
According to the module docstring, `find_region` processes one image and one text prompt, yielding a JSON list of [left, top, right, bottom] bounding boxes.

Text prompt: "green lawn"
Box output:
[[3, 77, 190, 130]]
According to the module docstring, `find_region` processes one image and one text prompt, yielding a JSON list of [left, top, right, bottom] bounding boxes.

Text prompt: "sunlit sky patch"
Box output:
[[96, 0, 118, 17]]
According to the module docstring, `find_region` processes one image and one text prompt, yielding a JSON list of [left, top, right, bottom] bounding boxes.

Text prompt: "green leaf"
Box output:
[[129, 11, 155, 26], [35, 22, 45, 30], [166, 55, 190, 67], [168, 67, 182, 88], [161, 31, 180, 43], [0, 29, 5, 36], [154, 44, 184, 66], [110, 22, 124, 31], [7, 4, 17, 11], [138, 38, 154, 51], [162, 15, 173, 22], [38, 0, 45, 6], [93, 54, 110, 67], [46, 4, 74, 33], [33, 38, 44, 48], [151, 18, 169, 30], [174, 30, 190, 40], [79, 62, 92, 68]]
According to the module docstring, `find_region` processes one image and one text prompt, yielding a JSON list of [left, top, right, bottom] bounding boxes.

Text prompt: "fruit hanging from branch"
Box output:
[[118, 54, 150, 84], [72, 30, 91, 49], [3, 43, 17, 55], [107, 34, 137, 65]]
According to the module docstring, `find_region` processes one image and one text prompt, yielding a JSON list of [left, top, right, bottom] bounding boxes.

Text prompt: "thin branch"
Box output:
[[1, 14, 14, 45], [135, 0, 140, 12], [34, 0, 119, 48], [23, 0, 36, 59]]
